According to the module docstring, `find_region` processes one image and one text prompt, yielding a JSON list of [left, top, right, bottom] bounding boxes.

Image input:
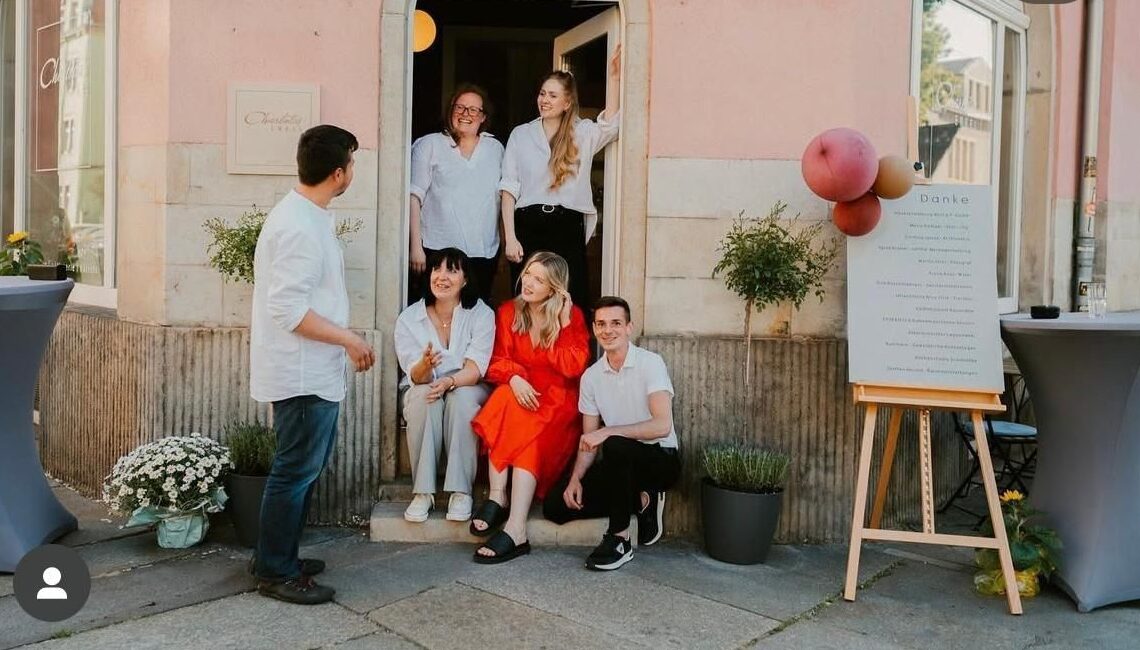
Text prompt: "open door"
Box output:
[[553, 7, 620, 299]]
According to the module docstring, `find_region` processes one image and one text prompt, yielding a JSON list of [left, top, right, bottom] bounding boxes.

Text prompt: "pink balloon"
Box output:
[[801, 128, 879, 202], [832, 192, 881, 237]]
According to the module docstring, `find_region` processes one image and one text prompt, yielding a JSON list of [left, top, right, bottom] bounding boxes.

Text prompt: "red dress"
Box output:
[[472, 301, 590, 498]]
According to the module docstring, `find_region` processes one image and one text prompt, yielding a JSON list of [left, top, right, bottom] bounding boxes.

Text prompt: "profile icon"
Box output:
[[14, 544, 90, 621], [36, 567, 68, 600]]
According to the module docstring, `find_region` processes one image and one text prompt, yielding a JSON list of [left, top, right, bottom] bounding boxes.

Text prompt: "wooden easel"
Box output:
[[843, 383, 1023, 615]]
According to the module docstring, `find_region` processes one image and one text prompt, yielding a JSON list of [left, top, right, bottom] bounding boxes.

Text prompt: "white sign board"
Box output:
[[847, 184, 1003, 391], [227, 84, 320, 175]]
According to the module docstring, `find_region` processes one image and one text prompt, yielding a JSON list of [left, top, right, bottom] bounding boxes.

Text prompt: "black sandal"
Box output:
[[473, 530, 531, 564], [469, 500, 509, 537]]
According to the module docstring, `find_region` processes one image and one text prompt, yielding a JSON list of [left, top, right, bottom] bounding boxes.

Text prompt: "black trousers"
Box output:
[[509, 205, 590, 310], [543, 436, 681, 536], [408, 247, 498, 307]]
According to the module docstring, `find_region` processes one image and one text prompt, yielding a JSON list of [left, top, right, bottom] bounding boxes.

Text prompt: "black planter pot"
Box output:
[[701, 477, 783, 565], [226, 474, 268, 548]]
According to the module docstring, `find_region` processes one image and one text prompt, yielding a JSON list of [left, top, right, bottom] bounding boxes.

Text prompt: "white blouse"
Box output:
[[393, 298, 496, 387], [499, 112, 621, 242], [410, 132, 504, 259]]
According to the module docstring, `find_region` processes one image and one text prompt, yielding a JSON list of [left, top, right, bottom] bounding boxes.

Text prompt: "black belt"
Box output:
[[517, 204, 582, 216]]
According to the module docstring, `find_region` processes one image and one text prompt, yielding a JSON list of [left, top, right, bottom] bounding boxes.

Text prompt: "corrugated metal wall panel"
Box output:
[[37, 309, 382, 524], [640, 335, 967, 542]]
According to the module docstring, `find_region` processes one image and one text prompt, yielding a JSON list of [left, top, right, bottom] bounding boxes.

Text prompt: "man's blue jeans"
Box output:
[[255, 394, 340, 581]]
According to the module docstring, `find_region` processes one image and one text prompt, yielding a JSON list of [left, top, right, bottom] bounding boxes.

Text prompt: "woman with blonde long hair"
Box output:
[[499, 45, 622, 309], [469, 251, 590, 563]]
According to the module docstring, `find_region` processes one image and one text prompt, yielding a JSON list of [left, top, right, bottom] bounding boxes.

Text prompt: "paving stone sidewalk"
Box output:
[[1, 484, 1136, 649]]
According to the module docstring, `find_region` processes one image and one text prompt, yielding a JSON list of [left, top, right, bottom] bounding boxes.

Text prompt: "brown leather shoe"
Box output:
[[256, 575, 335, 605]]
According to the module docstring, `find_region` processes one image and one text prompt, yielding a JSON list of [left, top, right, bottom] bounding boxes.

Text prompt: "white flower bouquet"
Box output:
[[103, 433, 234, 548]]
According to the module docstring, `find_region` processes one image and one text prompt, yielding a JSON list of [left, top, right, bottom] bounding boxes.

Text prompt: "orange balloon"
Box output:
[[872, 155, 916, 200]]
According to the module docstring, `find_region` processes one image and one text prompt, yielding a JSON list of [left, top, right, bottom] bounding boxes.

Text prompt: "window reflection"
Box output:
[[918, 0, 993, 185], [28, 0, 105, 284]]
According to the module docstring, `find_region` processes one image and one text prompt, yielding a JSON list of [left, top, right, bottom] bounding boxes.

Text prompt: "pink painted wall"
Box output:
[[1051, 4, 1083, 201], [118, 0, 171, 147], [648, 0, 911, 160], [1098, 0, 1140, 204], [164, 0, 382, 148]]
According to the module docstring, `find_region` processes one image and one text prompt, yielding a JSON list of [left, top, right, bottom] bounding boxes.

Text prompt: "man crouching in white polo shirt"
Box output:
[[542, 296, 681, 570]]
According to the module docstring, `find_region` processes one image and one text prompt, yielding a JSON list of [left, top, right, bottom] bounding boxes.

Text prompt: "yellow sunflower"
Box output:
[[6, 231, 28, 245], [1000, 489, 1025, 503]]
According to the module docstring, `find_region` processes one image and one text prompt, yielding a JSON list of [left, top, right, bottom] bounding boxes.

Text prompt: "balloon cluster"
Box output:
[[800, 128, 915, 237]]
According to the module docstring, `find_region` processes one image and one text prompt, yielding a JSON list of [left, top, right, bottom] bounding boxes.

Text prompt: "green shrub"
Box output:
[[224, 421, 276, 476], [702, 442, 791, 494], [204, 209, 266, 284], [204, 208, 363, 284]]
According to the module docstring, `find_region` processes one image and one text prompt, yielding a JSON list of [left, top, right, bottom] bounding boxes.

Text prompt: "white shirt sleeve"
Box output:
[[645, 353, 675, 397], [265, 225, 322, 332], [464, 303, 496, 377], [582, 111, 621, 157], [409, 135, 433, 203], [393, 308, 425, 380], [578, 368, 600, 416], [498, 128, 522, 200]]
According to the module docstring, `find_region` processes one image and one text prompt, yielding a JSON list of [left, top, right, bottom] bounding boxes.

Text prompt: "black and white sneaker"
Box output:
[[585, 533, 634, 571], [637, 491, 665, 546]]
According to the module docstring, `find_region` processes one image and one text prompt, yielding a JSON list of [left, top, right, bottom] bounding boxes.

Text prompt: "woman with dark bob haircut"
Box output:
[[394, 248, 496, 523]]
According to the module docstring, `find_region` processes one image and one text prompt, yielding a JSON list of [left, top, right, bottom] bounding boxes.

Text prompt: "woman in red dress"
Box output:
[[470, 251, 590, 563]]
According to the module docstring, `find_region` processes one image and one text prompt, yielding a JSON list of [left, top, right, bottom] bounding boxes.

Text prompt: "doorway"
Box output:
[[396, 0, 619, 476], [375, 0, 650, 484], [406, 0, 619, 308]]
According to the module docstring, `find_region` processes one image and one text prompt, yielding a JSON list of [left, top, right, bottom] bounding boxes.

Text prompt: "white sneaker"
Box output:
[[404, 494, 434, 523], [446, 493, 473, 522]]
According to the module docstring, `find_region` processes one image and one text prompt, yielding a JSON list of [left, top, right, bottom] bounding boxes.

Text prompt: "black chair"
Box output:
[[940, 412, 1037, 518]]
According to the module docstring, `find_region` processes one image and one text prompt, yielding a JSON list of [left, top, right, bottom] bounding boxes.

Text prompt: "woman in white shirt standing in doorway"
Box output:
[[499, 46, 621, 309], [410, 84, 504, 304]]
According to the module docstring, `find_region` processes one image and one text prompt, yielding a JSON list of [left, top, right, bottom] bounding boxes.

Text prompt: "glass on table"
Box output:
[[1087, 282, 1107, 319]]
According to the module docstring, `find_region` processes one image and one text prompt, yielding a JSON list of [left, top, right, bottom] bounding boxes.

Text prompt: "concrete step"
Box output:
[[369, 501, 637, 547]]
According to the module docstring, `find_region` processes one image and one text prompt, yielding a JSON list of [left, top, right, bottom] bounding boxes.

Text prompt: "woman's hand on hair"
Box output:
[[410, 243, 427, 274], [505, 237, 524, 264], [558, 290, 572, 328], [509, 375, 541, 411]]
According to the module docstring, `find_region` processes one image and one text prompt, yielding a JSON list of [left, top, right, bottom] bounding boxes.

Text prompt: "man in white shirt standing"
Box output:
[[543, 296, 681, 571], [250, 125, 375, 604]]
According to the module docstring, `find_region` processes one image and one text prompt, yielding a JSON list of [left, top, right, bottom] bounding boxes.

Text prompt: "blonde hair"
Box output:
[[542, 71, 580, 190], [512, 251, 571, 348]]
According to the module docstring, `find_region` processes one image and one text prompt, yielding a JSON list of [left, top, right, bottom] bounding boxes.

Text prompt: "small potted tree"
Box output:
[[224, 421, 276, 548], [701, 442, 790, 564], [712, 201, 838, 385]]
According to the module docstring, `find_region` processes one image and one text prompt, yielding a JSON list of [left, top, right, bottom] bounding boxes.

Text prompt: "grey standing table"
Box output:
[[0, 276, 76, 572], [1000, 311, 1140, 611]]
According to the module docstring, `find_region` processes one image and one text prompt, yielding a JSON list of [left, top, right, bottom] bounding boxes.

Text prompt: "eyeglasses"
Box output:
[[453, 104, 485, 116]]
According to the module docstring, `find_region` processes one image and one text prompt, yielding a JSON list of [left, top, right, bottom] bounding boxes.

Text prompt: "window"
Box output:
[[913, 0, 1026, 314], [16, 0, 115, 305], [1, 0, 14, 240]]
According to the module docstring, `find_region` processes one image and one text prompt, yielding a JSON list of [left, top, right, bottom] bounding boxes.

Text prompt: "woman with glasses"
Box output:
[[409, 84, 503, 304], [499, 46, 622, 309]]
